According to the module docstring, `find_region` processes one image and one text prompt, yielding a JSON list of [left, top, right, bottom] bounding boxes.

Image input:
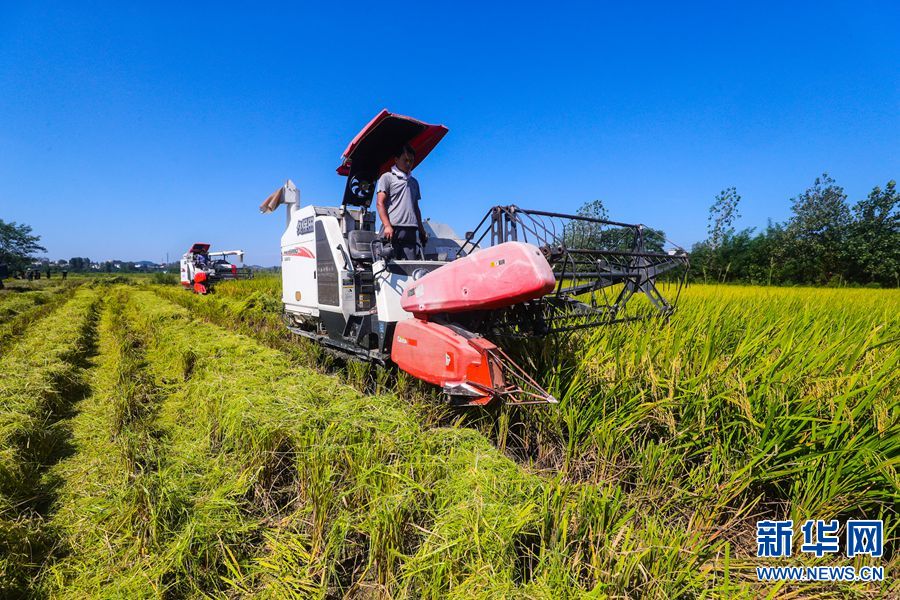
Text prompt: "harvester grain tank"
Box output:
[[261, 110, 689, 405]]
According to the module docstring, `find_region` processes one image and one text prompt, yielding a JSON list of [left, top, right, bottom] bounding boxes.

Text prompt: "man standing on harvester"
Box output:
[[376, 144, 428, 259]]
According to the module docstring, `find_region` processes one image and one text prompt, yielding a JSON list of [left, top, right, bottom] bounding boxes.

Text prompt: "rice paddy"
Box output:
[[0, 279, 80, 355], [0, 276, 896, 597]]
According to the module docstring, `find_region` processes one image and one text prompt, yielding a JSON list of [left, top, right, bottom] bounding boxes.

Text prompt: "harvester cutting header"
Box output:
[[261, 110, 688, 406]]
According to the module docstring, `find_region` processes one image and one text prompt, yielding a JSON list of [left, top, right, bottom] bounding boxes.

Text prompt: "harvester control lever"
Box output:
[[335, 244, 354, 272]]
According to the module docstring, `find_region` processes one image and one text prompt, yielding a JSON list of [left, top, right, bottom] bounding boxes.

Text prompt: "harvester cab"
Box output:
[[180, 244, 252, 294], [261, 110, 689, 406]]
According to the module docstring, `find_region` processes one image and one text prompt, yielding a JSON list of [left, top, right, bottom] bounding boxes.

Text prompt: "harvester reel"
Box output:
[[458, 205, 689, 339]]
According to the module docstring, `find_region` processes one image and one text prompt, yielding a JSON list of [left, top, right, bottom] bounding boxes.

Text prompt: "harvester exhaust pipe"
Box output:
[[259, 179, 300, 226]]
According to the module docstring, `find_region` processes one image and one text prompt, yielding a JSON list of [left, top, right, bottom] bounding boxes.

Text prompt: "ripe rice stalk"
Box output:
[[0, 288, 100, 596], [117, 280, 900, 597]]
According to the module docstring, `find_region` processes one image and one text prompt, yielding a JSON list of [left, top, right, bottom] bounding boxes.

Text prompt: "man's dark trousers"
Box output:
[[392, 226, 420, 260]]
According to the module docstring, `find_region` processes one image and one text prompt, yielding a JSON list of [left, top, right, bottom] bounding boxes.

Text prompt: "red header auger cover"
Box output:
[[401, 242, 556, 315], [391, 319, 502, 406]]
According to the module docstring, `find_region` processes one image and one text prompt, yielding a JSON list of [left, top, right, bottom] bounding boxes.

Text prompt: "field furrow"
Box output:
[[0, 283, 80, 356], [43, 288, 184, 596], [0, 288, 100, 597]]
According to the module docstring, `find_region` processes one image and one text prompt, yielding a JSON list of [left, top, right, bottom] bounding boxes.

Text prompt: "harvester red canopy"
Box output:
[[336, 109, 448, 178]]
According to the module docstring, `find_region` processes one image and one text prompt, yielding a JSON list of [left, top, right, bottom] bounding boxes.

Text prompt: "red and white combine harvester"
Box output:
[[180, 243, 253, 294], [261, 110, 689, 406]]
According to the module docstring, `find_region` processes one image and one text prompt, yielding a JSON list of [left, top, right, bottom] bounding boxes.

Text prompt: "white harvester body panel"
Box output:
[[264, 179, 466, 361], [180, 258, 192, 286], [314, 212, 355, 326], [280, 204, 319, 316], [373, 259, 447, 324]]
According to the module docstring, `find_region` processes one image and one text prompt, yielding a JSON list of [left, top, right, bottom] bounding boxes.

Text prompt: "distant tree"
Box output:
[[0, 219, 46, 271], [68, 257, 93, 272], [754, 220, 790, 285], [641, 226, 667, 253], [576, 199, 609, 221], [847, 180, 899, 286], [685, 175, 898, 287], [708, 187, 742, 250], [784, 174, 851, 284], [567, 199, 609, 248], [567, 199, 664, 253], [705, 187, 742, 281]]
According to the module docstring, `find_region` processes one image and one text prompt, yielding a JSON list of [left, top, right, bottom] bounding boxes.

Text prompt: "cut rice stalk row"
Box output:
[[118, 288, 781, 597], [0, 288, 100, 597], [0, 282, 80, 356]]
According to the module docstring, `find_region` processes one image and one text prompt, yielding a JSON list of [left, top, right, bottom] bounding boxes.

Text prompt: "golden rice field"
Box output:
[[0, 276, 896, 598]]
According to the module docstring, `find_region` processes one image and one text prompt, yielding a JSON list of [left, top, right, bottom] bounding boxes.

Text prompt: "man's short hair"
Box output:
[[396, 143, 416, 158]]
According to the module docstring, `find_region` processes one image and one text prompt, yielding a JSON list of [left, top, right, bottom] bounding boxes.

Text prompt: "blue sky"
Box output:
[[1, 1, 897, 265]]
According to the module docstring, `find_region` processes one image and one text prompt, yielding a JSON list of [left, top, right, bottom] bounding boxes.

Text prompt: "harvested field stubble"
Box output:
[[1, 278, 894, 597], [43, 289, 172, 595], [146, 280, 898, 597], [0, 281, 80, 355], [153, 278, 444, 422], [0, 288, 100, 596], [125, 289, 552, 597]]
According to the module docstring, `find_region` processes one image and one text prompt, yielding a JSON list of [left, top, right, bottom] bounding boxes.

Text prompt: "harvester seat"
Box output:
[[348, 230, 377, 260]]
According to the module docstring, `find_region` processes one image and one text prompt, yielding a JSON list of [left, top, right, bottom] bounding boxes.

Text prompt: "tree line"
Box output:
[[690, 175, 897, 287]]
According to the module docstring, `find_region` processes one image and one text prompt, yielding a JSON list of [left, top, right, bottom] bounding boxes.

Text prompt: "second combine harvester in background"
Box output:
[[180, 243, 253, 294], [260, 110, 689, 406]]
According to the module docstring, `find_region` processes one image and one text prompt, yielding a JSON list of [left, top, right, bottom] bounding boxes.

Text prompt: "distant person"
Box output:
[[376, 143, 428, 260], [62, 269, 68, 280], [26, 270, 33, 281]]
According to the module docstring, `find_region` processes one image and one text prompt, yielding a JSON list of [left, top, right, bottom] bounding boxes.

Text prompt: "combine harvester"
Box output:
[[261, 110, 688, 406], [180, 243, 253, 294]]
